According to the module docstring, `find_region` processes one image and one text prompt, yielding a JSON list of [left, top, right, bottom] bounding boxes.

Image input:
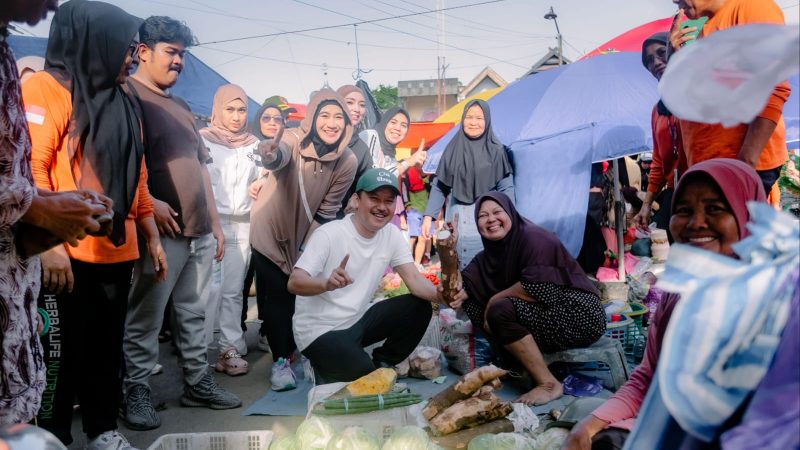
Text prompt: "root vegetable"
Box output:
[[422, 365, 507, 420], [436, 230, 461, 306]]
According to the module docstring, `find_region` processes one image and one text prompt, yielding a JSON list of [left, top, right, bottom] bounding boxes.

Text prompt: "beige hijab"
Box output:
[[200, 83, 259, 149]]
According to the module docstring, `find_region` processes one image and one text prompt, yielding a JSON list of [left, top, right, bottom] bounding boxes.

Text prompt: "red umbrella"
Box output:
[[580, 17, 673, 60]]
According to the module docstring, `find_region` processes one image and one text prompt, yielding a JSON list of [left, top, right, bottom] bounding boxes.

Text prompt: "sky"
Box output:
[[13, 0, 800, 103]]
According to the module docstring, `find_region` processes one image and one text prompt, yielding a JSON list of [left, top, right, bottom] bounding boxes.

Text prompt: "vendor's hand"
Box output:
[[153, 198, 180, 238], [668, 9, 696, 52], [444, 213, 460, 242], [40, 246, 73, 294], [326, 255, 353, 291], [249, 178, 266, 200], [421, 216, 434, 240], [147, 238, 168, 281], [633, 203, 652, 231], [562, 416, 608, 450], [450, 285, 468, 309]]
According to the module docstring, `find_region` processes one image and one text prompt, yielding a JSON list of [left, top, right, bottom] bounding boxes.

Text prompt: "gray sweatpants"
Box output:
[[123, 234, 214, 389]]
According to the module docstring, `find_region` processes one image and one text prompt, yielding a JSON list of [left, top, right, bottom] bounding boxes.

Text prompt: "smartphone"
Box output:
[[680, 16, 709, 46]]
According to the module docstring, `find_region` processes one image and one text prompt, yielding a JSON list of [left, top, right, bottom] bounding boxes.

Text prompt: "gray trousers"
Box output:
[[123, 234, 214, 389]]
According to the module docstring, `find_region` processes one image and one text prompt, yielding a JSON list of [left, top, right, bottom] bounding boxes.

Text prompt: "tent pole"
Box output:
[[612, 159, 626, 282]]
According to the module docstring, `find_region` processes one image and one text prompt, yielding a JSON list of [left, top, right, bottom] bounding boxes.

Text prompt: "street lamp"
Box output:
[[544, 6, 563, 65]]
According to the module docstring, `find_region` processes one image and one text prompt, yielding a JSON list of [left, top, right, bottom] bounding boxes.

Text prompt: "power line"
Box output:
[[196, 0, 505, 45], [399, 0, 549, 39], [289, 0, 528, 70]]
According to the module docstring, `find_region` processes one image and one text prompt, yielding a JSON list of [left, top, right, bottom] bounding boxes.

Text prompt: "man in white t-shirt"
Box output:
[[288, 168, 466, 383]]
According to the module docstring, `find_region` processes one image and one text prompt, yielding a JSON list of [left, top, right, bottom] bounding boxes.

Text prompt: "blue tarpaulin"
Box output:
[[424, 53, 659, 255], [8, 35, 260, 120]]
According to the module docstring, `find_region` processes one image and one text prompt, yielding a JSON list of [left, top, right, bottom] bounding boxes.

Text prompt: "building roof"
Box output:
[[460, 66, 507, 98], [523, 47, 572, 77], [398, 78, 460, 97]]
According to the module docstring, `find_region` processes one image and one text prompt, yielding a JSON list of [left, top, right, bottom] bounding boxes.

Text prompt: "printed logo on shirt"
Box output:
[[25, 105, 46, 125]]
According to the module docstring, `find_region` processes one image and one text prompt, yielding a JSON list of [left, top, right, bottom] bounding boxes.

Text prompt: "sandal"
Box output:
[[214, 348, 249, 376]]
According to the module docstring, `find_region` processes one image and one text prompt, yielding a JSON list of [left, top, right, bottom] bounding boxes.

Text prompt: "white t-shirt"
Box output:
[[293, 215, 414, 351]]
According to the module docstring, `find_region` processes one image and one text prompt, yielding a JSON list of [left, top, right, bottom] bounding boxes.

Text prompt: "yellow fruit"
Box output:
[[346, 368, 397, 396]]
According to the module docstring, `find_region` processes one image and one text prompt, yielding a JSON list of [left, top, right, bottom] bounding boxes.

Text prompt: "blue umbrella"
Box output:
[[424, 52, 659, 255]]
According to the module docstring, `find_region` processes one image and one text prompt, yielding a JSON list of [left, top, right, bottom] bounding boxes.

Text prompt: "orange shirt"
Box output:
[[23, 71, 153, 264], [679, 0, 790, 171]]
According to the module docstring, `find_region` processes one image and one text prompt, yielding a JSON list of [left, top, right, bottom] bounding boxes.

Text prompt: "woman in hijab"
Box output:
[[337, 85, 373, 215], [200, 84, 260, 376], [422, 100, 513, 270], [241, 102, 286, 354], [23, 0, 166, 446], [361, 106, 426, 175], [564, 158, 768, 450], [459, 192, 605, 406], [250, 89, 356, 391]]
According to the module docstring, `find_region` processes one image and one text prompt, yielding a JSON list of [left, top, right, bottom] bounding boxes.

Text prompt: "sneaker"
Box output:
[[122, 385, 160, 431], [270, 357, 297, 391], [85, 430, 138, 450], [301, 355, 314, 383], [257, 335, 271, 353], [421, 254, 431, 265], [181, 371, 242, 409], [150, 363, 163, 376], [215, 348, 249, 376]]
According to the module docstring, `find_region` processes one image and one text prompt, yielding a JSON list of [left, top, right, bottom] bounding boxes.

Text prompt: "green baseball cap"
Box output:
[[356, 168, 400, 195]]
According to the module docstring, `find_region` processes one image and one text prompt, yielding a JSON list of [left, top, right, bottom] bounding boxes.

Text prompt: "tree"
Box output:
[[372, 84, 400, 112]]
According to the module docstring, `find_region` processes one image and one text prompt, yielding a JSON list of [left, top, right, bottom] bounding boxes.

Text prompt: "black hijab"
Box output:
[[304, 99, 350, 158], [462, 192, 599, 303], [373, 106, 410, 160], [251, 103, 284, 140], [436, 100, 512, 204], [44, 0, 143, 246]]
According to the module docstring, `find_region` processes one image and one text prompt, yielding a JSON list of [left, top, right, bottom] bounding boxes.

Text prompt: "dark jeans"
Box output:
[[251, 249, 295, 361], [756, 167, 781, 196], [301, 294, 432, 383], [36, 259, 134, 444]]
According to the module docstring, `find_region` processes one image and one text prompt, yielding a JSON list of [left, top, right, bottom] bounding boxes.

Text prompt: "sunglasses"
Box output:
[[261, 115, 284, 124]]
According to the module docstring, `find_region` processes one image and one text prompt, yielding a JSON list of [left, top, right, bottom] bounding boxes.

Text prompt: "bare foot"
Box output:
[[515, 380, 563, 406]]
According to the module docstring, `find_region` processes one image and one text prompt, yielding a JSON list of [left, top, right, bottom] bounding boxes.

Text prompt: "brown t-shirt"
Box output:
[[128, 77, 211, 237]]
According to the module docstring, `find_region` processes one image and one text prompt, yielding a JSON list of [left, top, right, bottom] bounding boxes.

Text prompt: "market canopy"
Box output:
[[8, 35, 260, 120], [581, 17, 673, 60]]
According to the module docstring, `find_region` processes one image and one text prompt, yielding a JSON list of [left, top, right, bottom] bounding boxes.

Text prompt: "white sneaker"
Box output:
[[301, 355, 314, 383], [85, 430, 138, 450], [150, 363, 163, 376], [257, 335, 271, 353], [270, 357, 296, 391]]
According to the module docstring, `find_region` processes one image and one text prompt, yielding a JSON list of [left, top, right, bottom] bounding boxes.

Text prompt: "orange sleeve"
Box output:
[[648, 108, 666, 194], [135, 160, 154, 220], [22, 73, 70, 191], [759, 81, 791, 124]]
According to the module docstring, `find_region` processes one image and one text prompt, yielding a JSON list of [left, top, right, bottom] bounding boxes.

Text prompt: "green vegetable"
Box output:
[[325, 426, 380, 450], [381, 426, 431, 450], [314, 393, 422, 415], [467, 433, 535, 450], [296, 416, 335, 449], [269, 435, 298, 450], [532, 428, 570, 450]]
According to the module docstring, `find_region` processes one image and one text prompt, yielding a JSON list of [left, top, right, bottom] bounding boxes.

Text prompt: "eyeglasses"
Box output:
[[128, 41, 140, 59], [261, 115, 284, 124]]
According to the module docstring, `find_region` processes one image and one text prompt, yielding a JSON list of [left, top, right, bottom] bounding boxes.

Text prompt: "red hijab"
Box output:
[[462, 192, 600, 303], [672, 158, 766, 240]]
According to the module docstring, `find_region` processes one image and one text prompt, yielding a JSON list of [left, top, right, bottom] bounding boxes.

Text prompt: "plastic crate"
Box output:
[[147, 431, 273, 450], [604, 314, 632, 344], [623, 303, 648, 364]]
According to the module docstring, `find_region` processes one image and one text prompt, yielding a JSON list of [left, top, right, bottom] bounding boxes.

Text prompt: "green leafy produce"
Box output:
[[467, 433, 535, 450], [532, 428, 570, 450], [381, 426, 431, 450], [314, 393, 422, 415], [269, 435, 298, 450], [296, 416, 335, 449], [325, 426, 380, 450]]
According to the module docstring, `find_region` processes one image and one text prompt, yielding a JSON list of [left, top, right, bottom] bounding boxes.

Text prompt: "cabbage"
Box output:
[[269, 435, 298, 450], [325, 427, 379, 450], [467, 433, 535, 450], [381, 426, 431, 450], [296, 416, 336, 449], [532, 428, 569, 450]]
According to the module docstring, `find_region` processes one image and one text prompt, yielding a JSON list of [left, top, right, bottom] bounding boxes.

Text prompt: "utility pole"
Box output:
[[436, 0, 446, 115], [544, 6, 563, 66]]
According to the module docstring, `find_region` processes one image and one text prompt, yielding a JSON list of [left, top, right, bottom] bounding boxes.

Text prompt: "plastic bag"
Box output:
[[532, 427, 570, 450], [467, 433, 535, 450], [325, 427, 379, 450], [381, 426, 432, 450], [408, 346, 443, 380], [270, 435, 299, 450], [561, 373, 604, 397]]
